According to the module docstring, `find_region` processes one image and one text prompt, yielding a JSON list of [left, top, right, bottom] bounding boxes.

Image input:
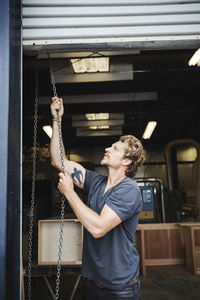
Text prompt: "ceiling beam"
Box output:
[[39, 91, 158, 104]]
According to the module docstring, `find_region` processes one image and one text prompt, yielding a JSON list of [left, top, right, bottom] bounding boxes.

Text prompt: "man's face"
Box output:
[[101, 141, 126, 168]]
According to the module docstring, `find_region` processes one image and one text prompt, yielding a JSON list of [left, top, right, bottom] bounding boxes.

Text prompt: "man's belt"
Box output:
[[95, 278, 138, 289]]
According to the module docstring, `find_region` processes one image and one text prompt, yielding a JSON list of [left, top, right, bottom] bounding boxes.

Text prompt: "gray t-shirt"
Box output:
[[81, 170, 142, 290]]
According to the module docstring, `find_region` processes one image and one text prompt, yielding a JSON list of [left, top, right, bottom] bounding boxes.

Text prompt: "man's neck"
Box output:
[[107, 168, 126, 186]]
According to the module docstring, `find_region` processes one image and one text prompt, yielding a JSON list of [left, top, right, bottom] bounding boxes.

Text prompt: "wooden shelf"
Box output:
[[37, 220, 200, 277], [135, 223, 186, 276], [181, 225, 200, 276]]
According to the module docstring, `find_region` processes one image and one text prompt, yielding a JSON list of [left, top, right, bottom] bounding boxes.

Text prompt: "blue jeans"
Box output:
[[85, 280, 141, 300]]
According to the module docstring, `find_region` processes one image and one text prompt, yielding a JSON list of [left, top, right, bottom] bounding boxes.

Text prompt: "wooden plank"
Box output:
[[141, 229, 146, 276], [38, 221, 198, 272], [135, 229, 146, 276], [195, 246, 200, 276], [191, 227, 197, 275], [184, 227, 195, 273], [136, 223, 189, 273], [145, 258, 184, 266], [168, 229, 172, 259], [194, 228, 200, 245], [137, 223, 180, 230], [180, 228, 185, 249], [144, 230, 170, 259], [39, 260, 82, 265], [138, 222, 200, 230], [170, 229, 185, 258], [179, 223, 200, 227]]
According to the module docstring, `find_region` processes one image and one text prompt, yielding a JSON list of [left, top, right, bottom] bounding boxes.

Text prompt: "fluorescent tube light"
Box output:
[[85, 113, 109, 120], [71, 57, 109, 73], [142, 121, 157, 139], [43, 125, 52, 138], [188, 48, 200, 67]]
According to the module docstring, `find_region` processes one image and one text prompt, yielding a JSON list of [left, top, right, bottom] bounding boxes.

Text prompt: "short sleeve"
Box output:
[[84, 169, 105, 195], [105, 184, 142, 221]]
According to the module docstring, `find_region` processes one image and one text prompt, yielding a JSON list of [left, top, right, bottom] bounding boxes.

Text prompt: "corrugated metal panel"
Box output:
[[22, 0, 200, 48]]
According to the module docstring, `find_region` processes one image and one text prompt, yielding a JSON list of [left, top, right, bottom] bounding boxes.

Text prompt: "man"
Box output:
[[50, 97, 145, 300]]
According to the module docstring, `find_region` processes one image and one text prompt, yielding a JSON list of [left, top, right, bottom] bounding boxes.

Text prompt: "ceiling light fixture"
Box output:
[[89, 125, 110, 130], [85, 113, 109, 120], [142, 121, 157, 139], [188, 48, 200, 67], [43, 125, 52, 138], [70, 57, 109, 73]]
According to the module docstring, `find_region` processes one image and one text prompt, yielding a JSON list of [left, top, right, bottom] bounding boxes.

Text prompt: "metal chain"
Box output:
[[49, 64, 66, 300], [50, 65, 58, 98], [27, 68, 39, 300]]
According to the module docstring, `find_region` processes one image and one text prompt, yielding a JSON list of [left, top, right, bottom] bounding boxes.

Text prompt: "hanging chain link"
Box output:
[[50, 65, 58, 99], [27, 68, 39, 300], [49, 64, 66, 300]]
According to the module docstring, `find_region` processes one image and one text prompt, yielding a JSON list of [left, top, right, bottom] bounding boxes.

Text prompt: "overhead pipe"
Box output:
[[165, 139, 200, 218]]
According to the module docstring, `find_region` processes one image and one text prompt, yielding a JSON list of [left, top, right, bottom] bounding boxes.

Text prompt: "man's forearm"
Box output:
[[65, 190, 102, 238], [50, 119, 66, 170]]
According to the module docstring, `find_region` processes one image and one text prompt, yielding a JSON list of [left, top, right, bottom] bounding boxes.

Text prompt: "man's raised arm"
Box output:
[[50, 97, 86, 189]]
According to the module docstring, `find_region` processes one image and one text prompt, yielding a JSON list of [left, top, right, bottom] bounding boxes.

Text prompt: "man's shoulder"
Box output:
[[119, 177, 140, 192], [84, 169, 107, 192], [86, 169, 106, 181]]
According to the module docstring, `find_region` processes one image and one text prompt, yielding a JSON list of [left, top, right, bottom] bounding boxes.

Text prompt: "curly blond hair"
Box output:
[[120, 135, 145, 178]]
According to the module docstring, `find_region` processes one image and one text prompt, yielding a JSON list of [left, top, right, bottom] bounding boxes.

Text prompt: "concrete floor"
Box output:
[[27, 265, 200, 299], [140, 265, 200, 300]]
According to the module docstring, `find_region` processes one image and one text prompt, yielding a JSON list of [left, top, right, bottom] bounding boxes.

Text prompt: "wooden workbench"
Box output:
[[179, 223, 200, 275], [135, 223, 184, 276], [135, 222, 200, 276], [38, 220, 200, 276]]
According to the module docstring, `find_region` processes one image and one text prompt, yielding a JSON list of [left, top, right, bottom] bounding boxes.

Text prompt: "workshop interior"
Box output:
[[22, 47, 200, 299], [2, 1, 200, 299], [23, 48, 200, 225]]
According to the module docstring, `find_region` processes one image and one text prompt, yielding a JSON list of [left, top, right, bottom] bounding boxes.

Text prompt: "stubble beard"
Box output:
[[101, 157, 108, 166]]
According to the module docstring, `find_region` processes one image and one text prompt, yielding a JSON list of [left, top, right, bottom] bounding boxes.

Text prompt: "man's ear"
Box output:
[[122, 158, 132, 166]]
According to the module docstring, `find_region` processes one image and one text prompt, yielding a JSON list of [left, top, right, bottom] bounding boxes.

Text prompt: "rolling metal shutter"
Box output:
[[22, 0, 200, 51]]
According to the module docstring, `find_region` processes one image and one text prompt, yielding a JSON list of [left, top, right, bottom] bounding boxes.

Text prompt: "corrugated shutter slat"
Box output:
[[22, 0, 200, 48]]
